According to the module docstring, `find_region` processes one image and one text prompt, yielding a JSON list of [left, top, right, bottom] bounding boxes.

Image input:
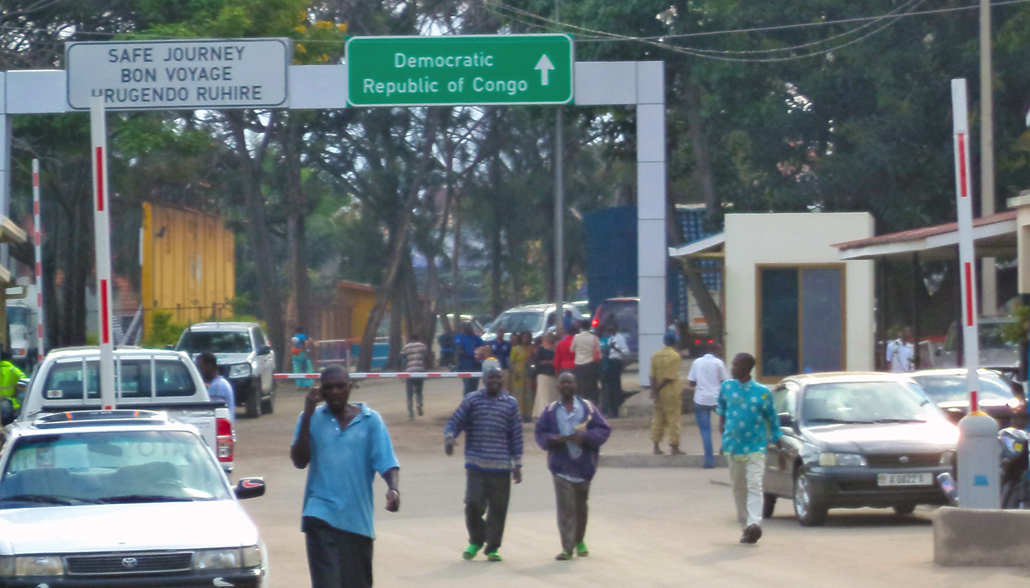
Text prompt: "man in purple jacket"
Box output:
[[535, 372, 612, 561]]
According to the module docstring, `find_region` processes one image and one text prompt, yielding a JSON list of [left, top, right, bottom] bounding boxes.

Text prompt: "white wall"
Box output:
[[723, 213, 875, 379]]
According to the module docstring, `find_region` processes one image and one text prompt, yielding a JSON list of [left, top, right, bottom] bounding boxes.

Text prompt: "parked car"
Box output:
[[910, 368, 1026, 429], [176, 322, 276, 419], [481, 304, 584, 343], [438, 314, 484, 336], [932, 316, 1020, 375], [0, 410, 267, 586], [17, 347, 236, 472], [591, 297, 639, 365], [762, 372, 958, 526]]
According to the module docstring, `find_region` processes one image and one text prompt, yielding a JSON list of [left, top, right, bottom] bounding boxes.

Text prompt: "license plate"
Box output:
[[877, 473, 933, 487]]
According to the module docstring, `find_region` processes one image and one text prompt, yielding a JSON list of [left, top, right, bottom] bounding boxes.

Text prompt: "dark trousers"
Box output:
[[303, 516, 373, 588], [405, 379, 423, 418], [601, 359, 624, 417], [574, 363, 600, 404], [553, 476, 591, 553], [465, 468, 511, 553], [462, 377, 480, 395]]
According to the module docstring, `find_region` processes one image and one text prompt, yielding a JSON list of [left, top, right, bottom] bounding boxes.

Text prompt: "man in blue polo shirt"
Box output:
[[291, 365, 400, 588]]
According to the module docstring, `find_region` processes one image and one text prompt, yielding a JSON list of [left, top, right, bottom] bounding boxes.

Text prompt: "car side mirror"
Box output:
[[778, 413, 793, 428], [234, 477, 266, 500], [258, 345, 273, 356]]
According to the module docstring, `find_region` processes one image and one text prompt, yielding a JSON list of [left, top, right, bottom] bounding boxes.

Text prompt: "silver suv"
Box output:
[[175, 322, 276, 419]]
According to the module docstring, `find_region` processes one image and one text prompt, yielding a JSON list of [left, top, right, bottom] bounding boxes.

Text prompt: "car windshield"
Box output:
[[6, 306, 29, 327], [597, 302, 637, 332], [0, 430, 231, 507], [912, 374, 1015, 404], [491, 312, 545, 334], [802, 381, 942, 425], [178, 330, 252, 354]]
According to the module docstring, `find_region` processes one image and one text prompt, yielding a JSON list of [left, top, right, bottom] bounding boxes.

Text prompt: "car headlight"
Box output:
[[0, 555, 66, 576], [242, 545, 262, 568], [195, 549, 242, 570], [818, 452, 867, 467], [228, 364, 252, 379], [940, 450, 957, 466]]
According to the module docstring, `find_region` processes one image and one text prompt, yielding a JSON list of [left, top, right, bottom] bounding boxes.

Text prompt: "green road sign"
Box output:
[[346, 35, 574, 107]]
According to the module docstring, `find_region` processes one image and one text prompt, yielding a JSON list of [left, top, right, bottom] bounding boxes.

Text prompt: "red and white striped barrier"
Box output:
[[275, 372, 482, 380]]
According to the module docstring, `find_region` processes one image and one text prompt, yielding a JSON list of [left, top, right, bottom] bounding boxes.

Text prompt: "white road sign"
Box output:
[[66, 38, 291, 111]]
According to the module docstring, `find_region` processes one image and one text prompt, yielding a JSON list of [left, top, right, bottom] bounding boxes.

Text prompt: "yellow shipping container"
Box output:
[[141, 202, 235, 336]]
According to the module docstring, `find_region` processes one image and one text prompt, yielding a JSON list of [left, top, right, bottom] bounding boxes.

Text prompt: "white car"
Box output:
[[0, 410, 267, 587], [481, 303, 585, 343], [176, 323, 277, 419]]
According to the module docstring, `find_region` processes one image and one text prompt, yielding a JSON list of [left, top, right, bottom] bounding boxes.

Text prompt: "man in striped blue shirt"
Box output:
[[444, 367, 523, 562]]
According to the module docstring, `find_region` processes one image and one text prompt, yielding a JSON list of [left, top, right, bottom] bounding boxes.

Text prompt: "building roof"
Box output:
[[835, 210, 1016, 261]]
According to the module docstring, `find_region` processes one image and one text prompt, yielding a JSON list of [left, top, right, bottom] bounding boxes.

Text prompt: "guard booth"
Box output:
[[0, 217, 28, 352]]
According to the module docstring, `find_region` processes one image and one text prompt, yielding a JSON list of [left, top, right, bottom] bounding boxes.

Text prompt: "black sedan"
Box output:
[[762, 372, 958, 526], [910, 369, 1026, 429]]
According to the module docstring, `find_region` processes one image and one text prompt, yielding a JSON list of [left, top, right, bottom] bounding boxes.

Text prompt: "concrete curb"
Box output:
[[600, 453, 727, 468], [933, 506, 1030, 566]]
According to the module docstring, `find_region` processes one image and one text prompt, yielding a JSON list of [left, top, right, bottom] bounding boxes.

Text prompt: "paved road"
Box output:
[[233, 379, 1030, 587]]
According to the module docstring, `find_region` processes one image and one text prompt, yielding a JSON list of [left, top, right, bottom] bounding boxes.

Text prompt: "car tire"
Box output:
[[261, 384, 275, 415], [245, 380, 261, 419], [762, 493, 777, 519], [893, 504, 916, 516], [793, 471, 828, 527]]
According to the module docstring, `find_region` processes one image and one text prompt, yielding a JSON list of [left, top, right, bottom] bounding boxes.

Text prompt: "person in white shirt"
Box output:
[[569, 321, 601, 404], [886, 327, 915, 373], [687, 343, 730, 469], [600, 327, 630, 417]]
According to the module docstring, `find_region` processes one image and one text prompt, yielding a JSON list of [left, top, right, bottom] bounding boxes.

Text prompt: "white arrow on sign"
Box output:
[[535, 54, 554, 86]]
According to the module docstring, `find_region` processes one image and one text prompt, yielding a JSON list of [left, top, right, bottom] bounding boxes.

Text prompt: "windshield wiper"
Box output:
[[0, 494, 99, 506], [99, 495, 194, 504], [805, 418, 872, 425], [872, 418, 927, 424]]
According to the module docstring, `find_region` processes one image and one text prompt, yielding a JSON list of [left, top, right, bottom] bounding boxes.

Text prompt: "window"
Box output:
[[42, 359, 197, 401], [758, 266, 845, 379], [177, 331, 253, 354]]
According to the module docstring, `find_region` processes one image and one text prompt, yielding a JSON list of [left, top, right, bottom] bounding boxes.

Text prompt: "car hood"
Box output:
[[802, 421, 959, 454], [981, 348, 1019, 369], [0, 501, 259, 555]]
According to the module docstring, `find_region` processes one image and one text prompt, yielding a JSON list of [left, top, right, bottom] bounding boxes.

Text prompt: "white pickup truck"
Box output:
[[14, 347, 235, 472]]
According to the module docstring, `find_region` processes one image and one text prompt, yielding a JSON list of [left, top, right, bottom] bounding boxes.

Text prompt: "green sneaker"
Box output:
[[462, 544, 482, 560], [555, 551, 573, 561], [485, 551, 503, 562], [576, 542, 589, 557]]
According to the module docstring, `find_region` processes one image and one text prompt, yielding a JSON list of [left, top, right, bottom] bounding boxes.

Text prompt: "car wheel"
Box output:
[[245, 381, 261, 419], [793, 472, 828, 526], [893, 504, 916, 516], [261, 385, 275, 415], [762, 493, 777, 519]]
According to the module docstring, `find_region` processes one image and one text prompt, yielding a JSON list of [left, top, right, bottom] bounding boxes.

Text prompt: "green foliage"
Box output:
[[1002, 305, 1030, 345], [143, 311, 189, 349]]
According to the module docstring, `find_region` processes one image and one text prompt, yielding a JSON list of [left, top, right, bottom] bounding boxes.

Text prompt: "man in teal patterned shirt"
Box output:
[[717, 353, 782, 545]]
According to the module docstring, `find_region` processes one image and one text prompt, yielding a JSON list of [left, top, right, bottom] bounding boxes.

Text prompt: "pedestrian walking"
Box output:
[[886, 326, 915, 373], [196, 352, 236, 424], [570, 320, 601, 404], [401, 334, 429, 420], [717, 353, 782, 545], [533, 332, 558, 419], [535, 372, 612, 561], [455, 323, 484, 395], [554, 323, 578, 375], [650, 332, 684, 455], [438, 324, 457, 370], [509, 332, 534, 421], [292, 327, 315, 389], [687, 342, 730, 468], [291, 365, 401, 588], [444, 368, 523, 562], [600, 326, 630, 417]]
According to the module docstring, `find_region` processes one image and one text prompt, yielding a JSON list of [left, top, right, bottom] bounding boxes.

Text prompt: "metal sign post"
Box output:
[[31, 159, 44, 363], [951, 78, 999, 509], [89, 98, 116, 410]]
